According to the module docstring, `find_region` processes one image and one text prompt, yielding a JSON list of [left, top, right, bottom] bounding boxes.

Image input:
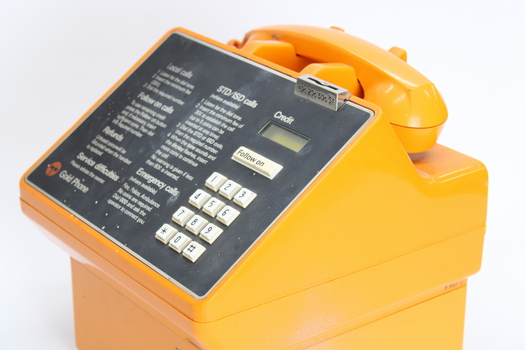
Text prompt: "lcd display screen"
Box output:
[[259, 121, 310, 152]]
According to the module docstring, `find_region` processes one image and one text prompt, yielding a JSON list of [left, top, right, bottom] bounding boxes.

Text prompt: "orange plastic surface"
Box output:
[[71, 259, 201, 350], [307, 287, 468, 350], [20, 27, 488, 349]]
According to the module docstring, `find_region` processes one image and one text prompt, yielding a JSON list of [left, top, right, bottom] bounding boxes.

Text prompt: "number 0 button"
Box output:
[[216, 205, 240, 226], [168, 232, 191, 253]]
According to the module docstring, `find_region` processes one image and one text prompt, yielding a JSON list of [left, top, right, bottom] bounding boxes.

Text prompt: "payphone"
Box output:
[[20, 25, 488, 349]]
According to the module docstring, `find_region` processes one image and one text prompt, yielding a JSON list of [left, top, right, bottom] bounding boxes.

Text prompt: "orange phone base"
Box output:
[[70, 257, 468, 350], [20, 26, 487, 350]]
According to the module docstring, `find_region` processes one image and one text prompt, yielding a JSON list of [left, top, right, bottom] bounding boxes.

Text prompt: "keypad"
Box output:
[[155, 172, 256, 263]]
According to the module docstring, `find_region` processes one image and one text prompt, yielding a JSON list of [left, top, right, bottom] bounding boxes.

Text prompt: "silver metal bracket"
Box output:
[[294, 74, 351, 111]]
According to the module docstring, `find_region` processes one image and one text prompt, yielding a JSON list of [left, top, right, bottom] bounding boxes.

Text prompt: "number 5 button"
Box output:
[[216, 205, 240, 226], [202, 197, 225, 218]]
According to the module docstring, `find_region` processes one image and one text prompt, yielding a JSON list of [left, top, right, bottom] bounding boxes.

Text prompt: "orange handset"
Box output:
[[231, 25, 448, 153]]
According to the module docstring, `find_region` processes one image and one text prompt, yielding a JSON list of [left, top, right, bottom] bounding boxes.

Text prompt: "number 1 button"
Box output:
[[205, 172, 227, 192]]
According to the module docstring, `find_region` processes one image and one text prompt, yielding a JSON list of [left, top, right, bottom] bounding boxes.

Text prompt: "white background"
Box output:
[[1, 0, 524, 349]]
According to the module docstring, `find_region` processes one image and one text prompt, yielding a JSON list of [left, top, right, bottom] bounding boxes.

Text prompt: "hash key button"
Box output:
[[183, 241, 206, 262]]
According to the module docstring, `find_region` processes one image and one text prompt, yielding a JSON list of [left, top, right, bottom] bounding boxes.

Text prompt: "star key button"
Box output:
[[155, 224, 177, 244]]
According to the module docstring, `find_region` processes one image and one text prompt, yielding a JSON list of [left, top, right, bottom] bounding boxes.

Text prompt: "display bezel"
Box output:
[[259, 121, 310, 152]]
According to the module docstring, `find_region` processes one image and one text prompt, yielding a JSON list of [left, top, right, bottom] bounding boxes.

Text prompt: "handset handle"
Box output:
[[234, 25, 447, 153]]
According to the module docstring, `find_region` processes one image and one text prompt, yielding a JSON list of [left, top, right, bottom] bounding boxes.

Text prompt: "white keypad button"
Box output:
[[202, 197, 225, 218], [232, 146, 283, 180], [185, 215, 208, 235], [168, 232, 191, 253], [219, 180, 242, 200], [199, 223, 224, 244], [155, 224, 177, 244], [188, 189, 211, 209], [216, 205, 240, 226], [233, 188, 257, 208], [205, 172, 227, 192], [172, 206, 194, 226], [183, 241, 206, 262]]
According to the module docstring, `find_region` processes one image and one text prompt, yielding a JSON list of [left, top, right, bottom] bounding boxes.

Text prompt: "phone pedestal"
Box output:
[[71, 257, 467, 350]]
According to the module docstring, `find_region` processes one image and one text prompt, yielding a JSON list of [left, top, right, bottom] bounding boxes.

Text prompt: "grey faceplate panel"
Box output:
[[27, 31, 372, 298]]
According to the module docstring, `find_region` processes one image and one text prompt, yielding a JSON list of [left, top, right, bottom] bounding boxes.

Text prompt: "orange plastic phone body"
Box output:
[[20, 26, 487, 350]]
